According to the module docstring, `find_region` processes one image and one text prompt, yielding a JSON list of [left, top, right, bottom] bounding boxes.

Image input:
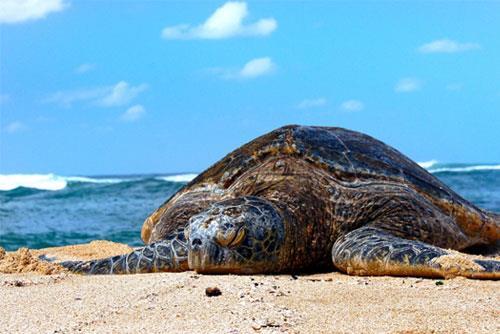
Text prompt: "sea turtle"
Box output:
[[62, 125, 500, 279]]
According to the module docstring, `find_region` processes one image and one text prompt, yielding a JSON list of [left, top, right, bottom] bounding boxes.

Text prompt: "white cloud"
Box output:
[[74, 63, 96, 74], [418, 39, 480, 54], [45, 81, 148, 107], [121, 104, 146, 122], [45, 87, 106, 107], [395, 78, 422, 93], [4, 121, 27, 133], [0, 0, 67, 24], [340, 100, 364, 112], [296, 98, 327, 109], [238, 57, 274, 78], [99, 81, 148, 107], [211, 57, 275, 80], [162, 1, 277, 40]]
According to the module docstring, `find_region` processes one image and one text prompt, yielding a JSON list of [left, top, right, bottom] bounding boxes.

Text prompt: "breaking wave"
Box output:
[[0, 173, 198, 191], [0, 174, 125, 191], [156, 174, 198, 183], [417, 161, 500, 173], [427, 165, 500, 173], [417, 160, 439, 169]]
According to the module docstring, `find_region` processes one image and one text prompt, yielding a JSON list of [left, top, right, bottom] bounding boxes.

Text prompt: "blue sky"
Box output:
[[1, 1, 499, 175]]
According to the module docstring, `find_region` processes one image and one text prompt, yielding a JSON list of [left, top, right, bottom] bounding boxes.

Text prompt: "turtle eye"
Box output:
[[215, 228, 236, 247], [228, 227, 246, 248], [215, 226, 246, 248]]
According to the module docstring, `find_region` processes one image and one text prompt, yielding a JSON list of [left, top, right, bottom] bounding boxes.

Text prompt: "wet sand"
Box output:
[[0, 241, 499, 333]]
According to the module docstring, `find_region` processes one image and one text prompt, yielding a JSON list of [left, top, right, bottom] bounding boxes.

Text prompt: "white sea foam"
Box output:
[[157, 173, 198, 183], [0, 174, 67, 191], [417, 160, 438, 169], [428, 165, 500, 173], [0, 174, 123, 191], [63, 176, 124, 184], [417, 160, 500, 173]]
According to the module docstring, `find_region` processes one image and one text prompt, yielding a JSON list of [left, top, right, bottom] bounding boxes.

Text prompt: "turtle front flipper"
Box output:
[[331, 226, 499, 279], [61, 238, 188, 275]]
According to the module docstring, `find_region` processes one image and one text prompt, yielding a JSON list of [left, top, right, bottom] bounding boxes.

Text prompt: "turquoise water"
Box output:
[[0, 163, 499, 251]]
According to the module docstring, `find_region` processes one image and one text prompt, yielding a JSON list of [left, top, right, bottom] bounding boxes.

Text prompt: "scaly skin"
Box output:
[[59, 125, 500, 278]]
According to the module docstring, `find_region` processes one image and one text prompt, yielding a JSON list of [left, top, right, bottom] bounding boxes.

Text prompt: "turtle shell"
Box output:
[[187, 125, 457, 204]]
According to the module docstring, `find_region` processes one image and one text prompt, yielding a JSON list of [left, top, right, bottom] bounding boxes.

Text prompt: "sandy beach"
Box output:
[[0, 241, 499, 334]]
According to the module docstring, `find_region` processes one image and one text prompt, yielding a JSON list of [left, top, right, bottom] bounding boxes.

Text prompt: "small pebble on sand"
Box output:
[[205, 286, 222, 297]]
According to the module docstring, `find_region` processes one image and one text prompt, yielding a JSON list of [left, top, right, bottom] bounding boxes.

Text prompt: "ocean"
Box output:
[[1, 162, 499, 251]]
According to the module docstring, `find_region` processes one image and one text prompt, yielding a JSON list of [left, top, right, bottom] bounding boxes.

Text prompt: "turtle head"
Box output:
[[186, 197, 285, 274]]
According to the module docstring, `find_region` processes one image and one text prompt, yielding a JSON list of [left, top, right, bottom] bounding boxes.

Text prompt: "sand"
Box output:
[[0, 247, 66, 275], [0, 241, 499, 334], [0, 241, 133, 275]]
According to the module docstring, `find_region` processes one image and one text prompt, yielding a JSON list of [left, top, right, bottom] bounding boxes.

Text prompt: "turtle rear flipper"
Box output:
[[332, 226, 499, 279], [60, 237, 188, 275]]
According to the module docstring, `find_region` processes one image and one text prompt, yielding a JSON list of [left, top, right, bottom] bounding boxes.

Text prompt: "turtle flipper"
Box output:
[[331, 226, 499, 279], [60, 238, 188, 274]]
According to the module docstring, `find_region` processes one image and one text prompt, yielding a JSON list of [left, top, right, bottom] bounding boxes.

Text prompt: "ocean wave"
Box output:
[[156, 174, 198, 183], [0, 173, 199, 191], [63, 176, 125, 184], [428, 165, 500, 173], [0, 174, 123, 191], [417, 161, 500, 173], [417, 160, 438, 169]]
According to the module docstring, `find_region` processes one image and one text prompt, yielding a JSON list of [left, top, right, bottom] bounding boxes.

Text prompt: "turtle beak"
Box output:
[[187, 235, 204, 270], [188, 235, 225, 272]]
